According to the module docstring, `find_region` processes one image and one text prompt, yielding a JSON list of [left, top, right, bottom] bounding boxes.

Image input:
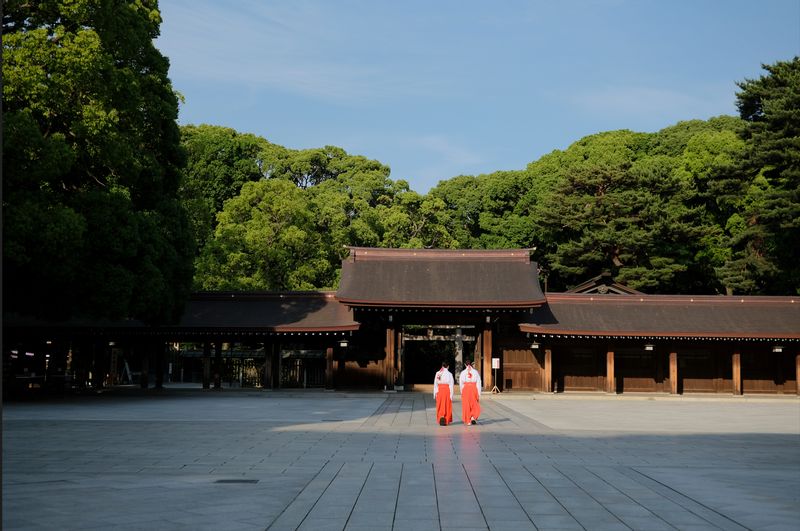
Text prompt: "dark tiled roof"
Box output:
[[177, 291, 359, 332], [520, 294, 800, 340], [335, 247, 546, 308]]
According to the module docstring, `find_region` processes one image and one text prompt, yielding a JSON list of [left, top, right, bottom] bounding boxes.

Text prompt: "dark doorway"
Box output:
[[404, 340, 456, 384]]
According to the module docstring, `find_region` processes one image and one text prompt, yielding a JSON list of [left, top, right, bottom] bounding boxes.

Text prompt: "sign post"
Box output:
[[491, 357, 500, 394]]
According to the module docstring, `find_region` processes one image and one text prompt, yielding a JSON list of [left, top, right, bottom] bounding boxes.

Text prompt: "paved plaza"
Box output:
[[3, 390, 799, 530]]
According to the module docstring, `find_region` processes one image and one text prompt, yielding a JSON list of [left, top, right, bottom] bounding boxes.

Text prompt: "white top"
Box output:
[[433, 368, 454, 399], [459, 366, 482, 397]]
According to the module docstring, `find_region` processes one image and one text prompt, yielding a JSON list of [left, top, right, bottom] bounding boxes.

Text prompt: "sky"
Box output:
[[156, 0, 800, 193]]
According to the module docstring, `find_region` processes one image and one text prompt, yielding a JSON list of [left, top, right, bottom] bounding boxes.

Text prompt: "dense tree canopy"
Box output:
[[3, 0, 194, 323], [5, 22, 797, 316], [182, 57, 798, 296], [717, 57, 800, 294], [527, 131, 704, 292]]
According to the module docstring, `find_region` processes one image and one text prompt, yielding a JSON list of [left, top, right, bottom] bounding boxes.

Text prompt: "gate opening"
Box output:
[[401, 325, 476, 385]]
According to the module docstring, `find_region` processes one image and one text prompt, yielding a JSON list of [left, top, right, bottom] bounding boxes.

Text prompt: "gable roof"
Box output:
[[566, 272, 643, 295], [335, 247, 546, 308], [520, 293, 800, 341]]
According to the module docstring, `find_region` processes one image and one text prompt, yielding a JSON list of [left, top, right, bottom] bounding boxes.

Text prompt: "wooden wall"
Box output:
[[556, 348, 604, 392], [499, 344, 544, 391]]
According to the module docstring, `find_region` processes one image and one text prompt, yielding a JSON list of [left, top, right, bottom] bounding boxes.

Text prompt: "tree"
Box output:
[[3, 0, 194, 323], [179, 124, 275, 251], [719, 57, 800, 294], [378, 190, 457, 249], [194, 179, 332, 290], [673, 125, 749, 293], [530, 130, 707, 292], [428, 175, 486, 247]]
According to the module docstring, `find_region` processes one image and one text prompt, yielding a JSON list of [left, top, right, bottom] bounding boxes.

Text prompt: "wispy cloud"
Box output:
[[158, 0, 441, 104], [400, 134, 486, 189], [411, 135, 484, 167], [566, 84, 736, 123]]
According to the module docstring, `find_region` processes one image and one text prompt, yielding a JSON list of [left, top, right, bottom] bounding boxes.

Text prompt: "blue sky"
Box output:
[[156, 0, 800, 193]]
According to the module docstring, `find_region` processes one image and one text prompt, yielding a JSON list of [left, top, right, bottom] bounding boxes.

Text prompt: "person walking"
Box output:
[[433, 361, 454, 426], [459, 359, 482, 425]]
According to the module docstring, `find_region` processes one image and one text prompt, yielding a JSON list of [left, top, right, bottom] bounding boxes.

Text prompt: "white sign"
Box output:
[[491, 357, 500, 369]]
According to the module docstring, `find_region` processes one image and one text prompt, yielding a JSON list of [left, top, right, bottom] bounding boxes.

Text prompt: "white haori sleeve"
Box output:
[[433, 369, 443, 398], [475, 371, 482, 397], [445, 370, 455, 399]]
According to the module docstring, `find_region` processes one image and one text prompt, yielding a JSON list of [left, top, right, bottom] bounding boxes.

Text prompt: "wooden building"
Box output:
[[4, 247, 799, 396]]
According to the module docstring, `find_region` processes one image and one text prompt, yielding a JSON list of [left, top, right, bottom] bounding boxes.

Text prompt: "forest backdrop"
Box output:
[[3, 1, 799, 325]]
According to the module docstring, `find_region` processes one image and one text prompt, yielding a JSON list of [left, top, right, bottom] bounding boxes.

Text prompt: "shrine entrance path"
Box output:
[[4, 390, 799, 530]]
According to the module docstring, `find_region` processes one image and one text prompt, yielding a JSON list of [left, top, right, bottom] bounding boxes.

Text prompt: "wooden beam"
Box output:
[[473, 332, 482, 377], [544, 348, 552, 393], [385, 327, 396, 389], [606, 350, 615, 394], [669, 351, 678, 395], [263, 342, 272, 389], [397, 332, 404, 389], [482, 326, 493, 391], [732, 351, 742, 395], [325, 347, 334, 390]]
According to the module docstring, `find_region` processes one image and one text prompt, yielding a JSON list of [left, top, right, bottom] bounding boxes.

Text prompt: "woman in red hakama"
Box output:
[[458, 360, 482, 425], [433, 362, 454, 426]]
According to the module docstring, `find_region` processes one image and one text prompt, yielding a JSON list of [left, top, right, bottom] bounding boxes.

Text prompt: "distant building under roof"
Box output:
[[4, 247, 799, 397], [565, 272, 643, 295]]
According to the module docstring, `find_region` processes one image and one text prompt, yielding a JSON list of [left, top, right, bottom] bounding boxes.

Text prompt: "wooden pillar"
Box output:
[[669, 351, 678, 395], [202, 341, 211, 389], [325, 347, 334, 390], [277, 341, 282, 389], [213, 341, 222, 390], [482, 326, 493, 391], [606, 350, 615, 394], [544, 348, 553, 393], [473, 332, 482, 377], [397, 332, 404, 388], [385, 326, 397, 389], [732, 351, 742, 395], [262, 342, 272, 390], [795, 352, 800, 396]]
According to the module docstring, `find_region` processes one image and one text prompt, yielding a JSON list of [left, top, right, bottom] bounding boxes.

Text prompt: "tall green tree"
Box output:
[[530, 130, 707, 292], [3, 0, 194, 323], [195, 179, 332, 290], [719, 57, 800, 294], [179, 124, 275, 251]]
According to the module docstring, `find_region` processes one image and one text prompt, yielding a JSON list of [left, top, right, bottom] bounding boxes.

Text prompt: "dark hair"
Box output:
[[441, 361, 449, 367], [464, 359, 472, 365]]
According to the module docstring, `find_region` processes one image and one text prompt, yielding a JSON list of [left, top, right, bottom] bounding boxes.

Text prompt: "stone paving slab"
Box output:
[[3, 390, 799, 530]]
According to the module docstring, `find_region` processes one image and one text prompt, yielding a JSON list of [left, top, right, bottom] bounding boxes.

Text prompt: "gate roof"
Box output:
[[336, 247, 546, 308]]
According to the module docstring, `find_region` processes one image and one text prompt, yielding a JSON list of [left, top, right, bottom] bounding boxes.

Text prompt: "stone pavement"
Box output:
[[3, 390, 799, 530]]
